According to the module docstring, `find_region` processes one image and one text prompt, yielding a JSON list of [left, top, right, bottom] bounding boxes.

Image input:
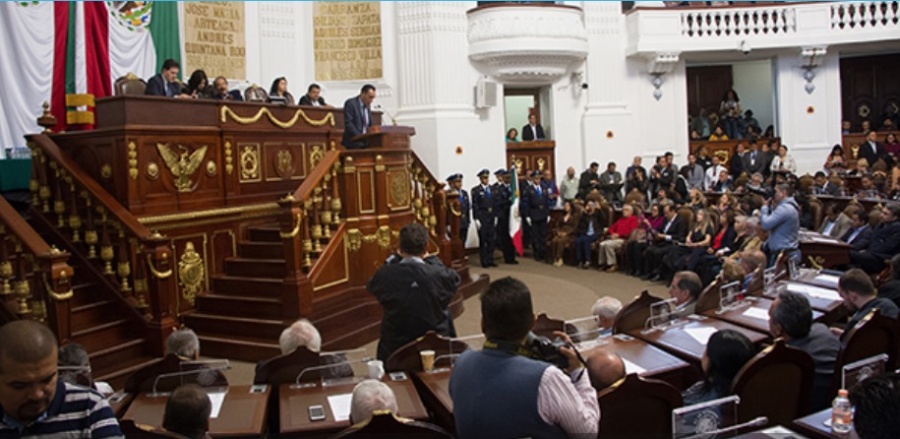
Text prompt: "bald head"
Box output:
[[0, 320, 57, 370], [585, 349, 626, 391]]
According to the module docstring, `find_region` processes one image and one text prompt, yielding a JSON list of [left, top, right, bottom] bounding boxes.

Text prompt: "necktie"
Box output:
[[485, 186, 491, 198], [363, 104, 369, 126], [536, 185, 542, 196]]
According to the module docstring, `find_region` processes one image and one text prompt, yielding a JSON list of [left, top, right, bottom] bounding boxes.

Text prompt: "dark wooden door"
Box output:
[[687, 66, 733, 119], [840, 53, 900, 131]]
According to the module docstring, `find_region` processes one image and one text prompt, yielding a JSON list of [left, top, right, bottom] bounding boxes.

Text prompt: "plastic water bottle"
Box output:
[[831, 389, 853, 434]]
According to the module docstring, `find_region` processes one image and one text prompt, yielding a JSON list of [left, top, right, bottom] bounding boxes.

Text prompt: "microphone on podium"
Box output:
[[683, 416, 769, 439], [372, 104, 397, 126], [293, 356, 375, 387], [149, 360, 231, 396]]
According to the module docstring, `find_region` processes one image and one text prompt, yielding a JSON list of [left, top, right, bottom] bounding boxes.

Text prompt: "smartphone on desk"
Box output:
[[308, 404, 326, 422]]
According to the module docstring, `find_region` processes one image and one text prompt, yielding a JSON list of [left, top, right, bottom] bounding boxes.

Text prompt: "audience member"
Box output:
[[625, 156, 649, 196], [849, 203, 900, 273], [690, 108, 712, 139], [472, 168, 497, 268], [627, 204, 664, 277], [298, 83, 328, 106], [743, 141, 765, 177], [522, 114, 545, 141], [578, 162, 600, 198], [719, 89, 742, 139], [879, 254, 900, 307], [770, 144, 797, 175], [696, 146, 713, 170], [742, 110, 760, 137], [704, 155, 727, 191], [710, 169, 733, 193], [642, 203, 687, 282], [650, 156, 674, 199], [574, 201, 604, 269], [667, 208, 712, 278], [841, 120, 852, 135], [0, 320, 123, 437], [342, 84, 376, 149], [541, 169, 560, 209], [591, 297, 623, 335], [687, 188, 707, 212], [585, 349, 626, 392], [268, 76, 294, 103], [848, 372, 900, 439], [167, 327, 200, 360], [211, 76, 242, 101], [145, 58, 187, 98], [598, 203, 638, 272], [708, 125, 729, 141], [767, 291, 839, 411], [818, 203, 852, 239], [550, 201, 579, 267], [559, 166, 579, 204], [599, 162, 623, 204], [449, 277, 600, 438], [760, 184, 800, 266], [833, 268, 899, 342], [692, 210, 735, 274], [814, 171, 841, 196], [162, 384, 211, 439], [682, 329, 756, 405], [823, 145, 847, 173], [493, 169, 518, 265], [669, 271, 702, 317], [684, 154, 705, 190], [349, 379, 398, 424], [859, 130, 887, 168], [505, 128, 519, 142], [730, 142, 746, 178], [884, 132, 900, 157], [841, 208, 872, 250], [185, 69, 210, 99], [521, 170, 551, 261], [367, 223, 459, 360]]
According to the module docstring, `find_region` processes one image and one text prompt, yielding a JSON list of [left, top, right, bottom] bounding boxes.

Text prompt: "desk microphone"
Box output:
[[293, 356, 375, 387], [149, 361, 230, 397], [683, 416, 768, 439], [372, 104, 398, 126]]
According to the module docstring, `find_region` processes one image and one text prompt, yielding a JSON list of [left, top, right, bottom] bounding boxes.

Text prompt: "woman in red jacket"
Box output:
[[598, 203, 639, 272]]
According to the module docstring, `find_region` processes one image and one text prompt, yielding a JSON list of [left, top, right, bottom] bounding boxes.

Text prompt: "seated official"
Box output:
[[834, 268, 899, 342], [162, 384, 212, 439], [597, 203, 638, 272], [298, 83, 328, 107], [167, 327, 201, 361], [185, 69, 211, 99], [879, 254, 900, 308], [211, 76, 243, 101], [850, 203, 900, 274], [668, 271, 702, 318], [269, 76, 294, 103], [449, 277, 600, 439], [682, 329, 757, 405], [0, 320, 123, 438], [585, 349, 626, 392], [58, 343, 114, 396], [550, 201, 580, 267], [768, 291, 840, 411], [818, 203, 853, 239], [342, 84, 376, 149], [349, 379, 397, 425], [272, 319, 353, 379], [841, 208, 873, 251], [736, 250, 765, 289], [145, 58, 188, 98], [814, 171, 841, 196], [591, 297, 623, 337], [849, 372, 900, 439]]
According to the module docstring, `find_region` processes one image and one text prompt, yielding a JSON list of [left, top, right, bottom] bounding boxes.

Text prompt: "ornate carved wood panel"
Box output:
[[840, 54, 900, 129]]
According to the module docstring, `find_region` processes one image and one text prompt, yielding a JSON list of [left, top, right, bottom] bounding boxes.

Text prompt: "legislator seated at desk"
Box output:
[[145, 58, 189, 98], [330, 379, 451, 439]]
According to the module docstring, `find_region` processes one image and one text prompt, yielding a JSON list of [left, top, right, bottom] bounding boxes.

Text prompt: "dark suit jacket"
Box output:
[[660, 216, 688, 244], [145, 74, 183, 97], [743, 150, 765, 176], [342, 96, 372, 149], [212, 89, 243, 101], [520, 183, 550, 222], [879, 280, 900, 308], [858, 141, 886, 167], [840, 225, 872, 251], [867, 220, 900, 259], [471, 184, 496, 223], [298, 94, 327, 106], [576, 210, 605, 236], [729, 152, 745, 177], [521, 124, 545, 141], [817, 181, 840, 196], [787, 323, 840, 411]]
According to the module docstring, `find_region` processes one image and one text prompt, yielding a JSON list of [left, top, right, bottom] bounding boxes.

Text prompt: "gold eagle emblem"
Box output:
[[156, 143, 208, 192]]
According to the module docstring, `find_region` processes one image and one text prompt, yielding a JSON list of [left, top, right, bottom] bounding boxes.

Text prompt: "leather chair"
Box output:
[[677, 206, 694, 231], [745, 266, 764, 294], [831, 310, 900, 395], [731, 339, 814, 426], [244, 84, 269, 102], [695, 276, 723, 314], [624, 190, 646, 209], [118, 420, 186, 439], [123, 353, 183, 394], [612, 291, 663, 334], [384, 331, 469, 372], [596, 374, 683, 439], [253, 346, 322, 385], [329, 410, 453, 439], [114, 72, 148, 96], [124, 353, 228, 394], [808, 196, 824, 231], [531, 313, 580, 341]]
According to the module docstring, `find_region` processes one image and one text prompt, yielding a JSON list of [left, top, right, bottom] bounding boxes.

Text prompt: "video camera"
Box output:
[[526, 332, 571, 369], [747, 184, 774, 199]]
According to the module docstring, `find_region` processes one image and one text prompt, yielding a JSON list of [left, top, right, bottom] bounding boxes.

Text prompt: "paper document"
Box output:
[[814, 274, 840, 286], [622, 358, 646, 375], [683, 326, 717, 345], [786, 283, 841, 301], [741, 307, 770, 321], [327, 393, 353, 422], [762, 426, 796, 436], [207, 391, 226, 419]]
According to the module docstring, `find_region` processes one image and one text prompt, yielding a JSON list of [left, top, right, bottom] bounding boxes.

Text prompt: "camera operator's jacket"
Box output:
[[760, 196, 800, 253]]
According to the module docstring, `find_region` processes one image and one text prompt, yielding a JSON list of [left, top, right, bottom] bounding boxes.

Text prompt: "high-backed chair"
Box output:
[[118, 420, 185, 439], [329, 410, 453, 439], [596, 374, 683, 439], [384, 331, 470, 372], [124, 353, 228, 394], [677, 206, 694, 231], [244, 84, 269, 102], [531, 313, 581, 341], [123, 353, 183, 394], [745, 266, 764, 293], [624, 190, 646, 209], [731, 339, 814, 426], [695, 276, 723, 314], [831, 310, 900, 395], [808, 196, 824, 231], [612, 291, 663, 334], [253, 346, 322, 385], [114, 72, 148, 96]]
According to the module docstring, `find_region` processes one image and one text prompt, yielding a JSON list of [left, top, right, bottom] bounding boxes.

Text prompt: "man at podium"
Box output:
[[342, 84, 376, 149]]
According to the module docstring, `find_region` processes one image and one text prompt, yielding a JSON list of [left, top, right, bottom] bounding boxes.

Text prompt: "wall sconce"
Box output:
[[645, 52, 679, 101], [800, 46, 826, 95]]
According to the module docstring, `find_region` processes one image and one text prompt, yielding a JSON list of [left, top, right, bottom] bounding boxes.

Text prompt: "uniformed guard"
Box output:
[[520, 170, 550, 261], [471, 168, 497, 268], [493, 168, 517, 264], [446, 173, 470, 243]]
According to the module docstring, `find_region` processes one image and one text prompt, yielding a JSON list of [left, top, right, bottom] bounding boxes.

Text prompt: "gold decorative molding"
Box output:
[[127, 142, 138, 180], [309, 145, 324, 169], [275, 149, 294, 179], [279, 213, 303, 239], [146, 162, 159, 180], [178, 242, 205, 306], [220, 105, 335, 128], [240, 144, 261, 182], [206, 160, 217, 176], [138, 202, 280, 225], [224, 141, 234, 175], [145, 253, 173, 279], [156, 143, 208, 192], [100, 164, 112, 180], [388, 168, 410, 211]]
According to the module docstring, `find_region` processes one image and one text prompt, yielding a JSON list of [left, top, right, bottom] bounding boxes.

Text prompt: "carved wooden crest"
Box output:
[[275, 149, 294, 178], [156, 143, 207, 192], [389, 171, 410, 208], [178, 242, 204, 306]]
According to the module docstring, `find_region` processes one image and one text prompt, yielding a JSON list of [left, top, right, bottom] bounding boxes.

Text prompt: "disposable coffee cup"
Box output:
[[367, 360, 384, 380], [420, 350, 436, 372]]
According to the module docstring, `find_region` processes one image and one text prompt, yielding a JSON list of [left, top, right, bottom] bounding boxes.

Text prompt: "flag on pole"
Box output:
[[509, 166, 524, 256]]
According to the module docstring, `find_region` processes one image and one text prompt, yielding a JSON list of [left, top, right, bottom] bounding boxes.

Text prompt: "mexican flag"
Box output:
[[509, 166, 524, 256]]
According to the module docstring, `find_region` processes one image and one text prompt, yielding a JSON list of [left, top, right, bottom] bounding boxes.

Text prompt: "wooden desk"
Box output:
[[279, 376, 427, 437], [798, 231, 851, 269], [704, 297, 824, 335], [578, 334, 693, 389], [733, 426, 811, 438], [628, 316, 769, 364], [414, 369, 454, 433], [123, 385, 269, 439], [107, 392, 135, 418], [793, 408, 859, 439], [763, 281, 848, 326]]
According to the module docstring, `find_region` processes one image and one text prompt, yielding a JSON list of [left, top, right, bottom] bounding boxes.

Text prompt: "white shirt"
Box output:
[[705, 165, 726, 190], [536, 367, 601, 436]]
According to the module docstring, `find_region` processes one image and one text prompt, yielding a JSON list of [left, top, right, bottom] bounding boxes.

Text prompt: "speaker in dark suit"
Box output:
[[858, 131, 887, 167], [342, 84, 376, 149], [521, 114, 545, 141]]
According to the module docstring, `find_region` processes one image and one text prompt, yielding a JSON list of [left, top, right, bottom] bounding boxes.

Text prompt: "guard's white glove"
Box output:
[[475, 220, 482, 230], [526, 218, 532, 226], [494, 218, 498, 227]]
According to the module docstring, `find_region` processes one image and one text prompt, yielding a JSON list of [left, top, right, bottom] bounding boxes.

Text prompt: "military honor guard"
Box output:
[[472, 168, 497, 268], [521, 170, 550, 261], [446, 173, 470, 243], [493, 168, 518, 264]]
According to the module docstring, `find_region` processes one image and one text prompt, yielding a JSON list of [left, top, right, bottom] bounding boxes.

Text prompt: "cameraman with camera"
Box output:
[[367, 223, 459, 361], [760, 183, 801, 267], [450, 277, 599, 439]]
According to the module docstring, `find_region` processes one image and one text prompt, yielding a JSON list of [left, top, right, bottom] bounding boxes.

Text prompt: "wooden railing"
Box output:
[[0, 194, 74, 340], [409, 152, 453, 265], [26, 133, 177, 352]]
